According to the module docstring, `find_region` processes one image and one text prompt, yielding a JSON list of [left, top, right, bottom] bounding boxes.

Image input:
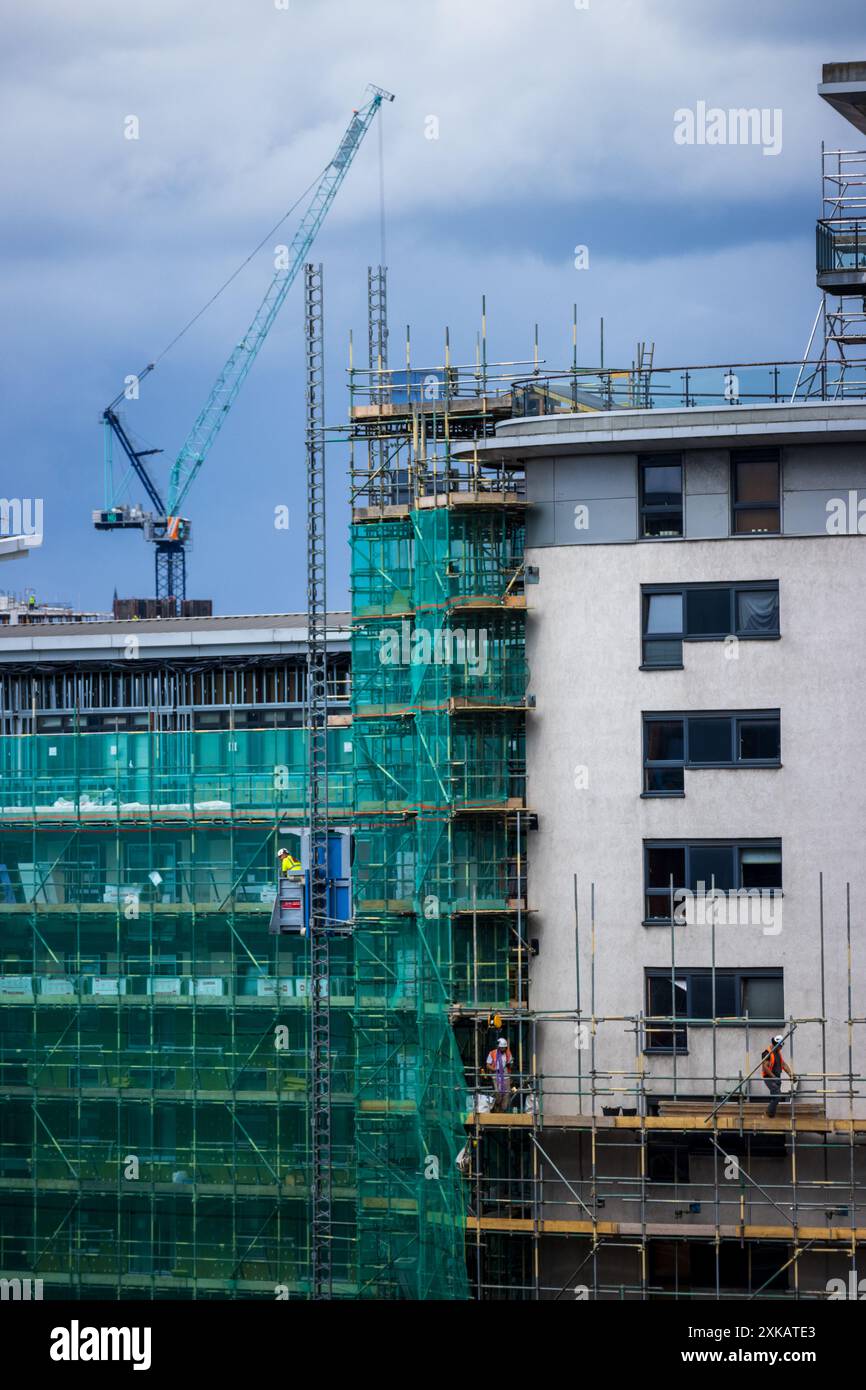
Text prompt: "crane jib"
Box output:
[[164, 89, 391, 516]]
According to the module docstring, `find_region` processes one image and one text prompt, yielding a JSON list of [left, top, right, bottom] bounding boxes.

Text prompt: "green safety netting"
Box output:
[[0, 491, 525, 1299], [411, 506, 524, 609], [0, 728, 353, 814], [350, 619, 414, 713], [350, 520, 414, 617], [0, 910, 359, 1293], [354, 713, 523, 811], [351, 611, 527, 714], [353, 909, 468, 1298], [0, 722, 358, 1298], [349, 504, 527, 1300]]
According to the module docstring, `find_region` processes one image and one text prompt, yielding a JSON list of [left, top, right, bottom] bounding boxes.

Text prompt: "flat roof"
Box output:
[[454, 400, 866, 462], [0, 537, 34, 560], [0, 611, 352, 664]]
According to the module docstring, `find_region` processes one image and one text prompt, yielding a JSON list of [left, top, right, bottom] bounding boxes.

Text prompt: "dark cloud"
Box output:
[[0, 0, 853, 611]]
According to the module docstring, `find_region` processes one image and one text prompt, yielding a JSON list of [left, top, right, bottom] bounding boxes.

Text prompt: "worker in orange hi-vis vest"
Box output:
[[485, 1038, 514, 1113], [761, 1033, 794, 1117]]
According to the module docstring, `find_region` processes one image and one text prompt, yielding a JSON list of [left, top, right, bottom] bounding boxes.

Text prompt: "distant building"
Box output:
[[0, 591, 111, 628]]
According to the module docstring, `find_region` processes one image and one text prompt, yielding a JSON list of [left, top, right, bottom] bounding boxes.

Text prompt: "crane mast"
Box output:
[[304, 261, 332, 1299]]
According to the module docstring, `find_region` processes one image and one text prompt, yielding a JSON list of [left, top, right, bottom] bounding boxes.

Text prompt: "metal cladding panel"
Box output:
[[524, 455, 638, 545], [526, 501, 555, 547], [553, 453, 637, 502], [552, 496, 638, 545], [525, 456, 555, 502], [782, 489, 845, 536], [685, 490, 729, 539]]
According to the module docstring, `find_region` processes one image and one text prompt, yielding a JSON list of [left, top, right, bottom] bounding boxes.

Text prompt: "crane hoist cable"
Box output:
[[106, 160, 330, 411]]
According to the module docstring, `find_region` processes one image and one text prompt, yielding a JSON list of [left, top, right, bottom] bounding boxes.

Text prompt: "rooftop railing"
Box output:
[[510, 359, 866, 417], [349, 356, 866, 422], [817, 217, 866, 276]]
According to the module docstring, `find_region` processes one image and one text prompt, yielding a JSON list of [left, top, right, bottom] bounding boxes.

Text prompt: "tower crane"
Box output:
[[95, 84, 394, 610]]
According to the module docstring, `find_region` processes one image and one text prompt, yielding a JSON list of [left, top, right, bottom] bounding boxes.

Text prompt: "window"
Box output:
[[236, 1068, 269, 1092], [736, 588, 779, 635], [645, 974, 688, 1051], [640, 454, 683, 538], [740, 846, 782, 890], [731, 448, 781, 534], [649, 1241, 789, 1293], [741, 974, 783, 1018], [686, 587, 731, 636], [644, 840, 782, 922], [68, 1067, 101, 1087], [643, 712, 781, 793], [645, 846, 686, 914], [644, 719, 686, 792], [645, 969, 784, 1051], [641, 582, 779, 667], [739, 717, 780, 760], [126, 1009, 178, 1051], [647, 1138, 690, 1184], [690, 973, 737, 1019], [688, 717, 732, 763], [642, 591, 683, 667], [65, 953, 107, 977]]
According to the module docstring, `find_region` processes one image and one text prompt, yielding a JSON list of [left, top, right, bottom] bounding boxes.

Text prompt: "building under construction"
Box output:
[[346, 354, 866, 1301], [343, 62, 866, 1300], [2, 62, 866, 1301], [0, 613, 355, 1296]]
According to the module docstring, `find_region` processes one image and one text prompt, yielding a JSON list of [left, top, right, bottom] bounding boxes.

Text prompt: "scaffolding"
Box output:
[[814, 144, 866, 397], [346, 310, 538, 1300], [6, 292, 866, 1297], [346, 315, 866, 1302], [0, 726, 357, 1296], [459, 876, 866, 1300]]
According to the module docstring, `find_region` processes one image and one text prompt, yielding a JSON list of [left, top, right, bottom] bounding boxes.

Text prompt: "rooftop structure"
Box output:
[[0, 592, 108, 628]]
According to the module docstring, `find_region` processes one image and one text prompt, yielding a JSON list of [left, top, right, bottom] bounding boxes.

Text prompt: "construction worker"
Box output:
[[456, 1138, 475, 1177], [485, 1037, 513, 1113], [761, 1033, 794, 1116], [456, 1138, 481, 1216], [278, 846, 301, 874]]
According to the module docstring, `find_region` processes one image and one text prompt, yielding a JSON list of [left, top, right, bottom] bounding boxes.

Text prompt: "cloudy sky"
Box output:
[[1, 0, 863, 613]]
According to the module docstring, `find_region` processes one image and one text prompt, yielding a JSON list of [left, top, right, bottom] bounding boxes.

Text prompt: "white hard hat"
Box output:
[[497, 1037, 508, 1048], [772, 1034, 784, 1044]]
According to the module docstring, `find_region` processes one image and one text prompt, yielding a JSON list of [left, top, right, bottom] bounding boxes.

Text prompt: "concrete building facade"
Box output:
[[461, 397, 866, 1297], [517, 403, 866, 1115]]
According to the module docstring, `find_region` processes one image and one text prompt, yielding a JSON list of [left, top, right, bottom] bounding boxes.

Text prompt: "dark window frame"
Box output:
[[643, 710, 781, 794], [645, 967, 784, 1053], [731, 447, 781, 536], [648, 1238, 790, 1292], [639, 453, 684, 540], [641, 581, 780, 669], [643, 838, 782, 924], [647, 1137, 691, 1184]]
